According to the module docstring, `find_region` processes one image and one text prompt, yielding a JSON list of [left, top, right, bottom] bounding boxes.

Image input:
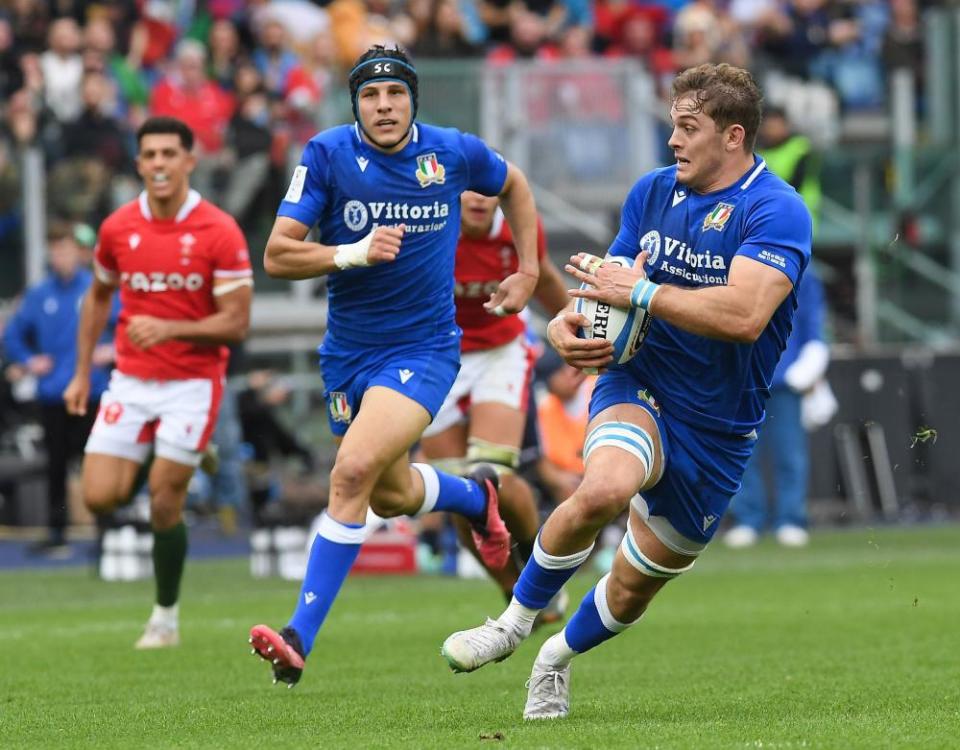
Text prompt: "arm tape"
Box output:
[[212, 277, 254, 296], [333, 230, 374, 270]]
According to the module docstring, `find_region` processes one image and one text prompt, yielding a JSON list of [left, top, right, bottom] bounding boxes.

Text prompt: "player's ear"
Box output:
[[726, 124, 746, 152], [184, 148, 198, 176]]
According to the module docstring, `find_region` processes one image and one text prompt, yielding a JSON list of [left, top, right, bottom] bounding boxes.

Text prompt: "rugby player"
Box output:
[[248, 45, 541, 687], [441, 63, 812, 720], [64, 116, 253, 649]]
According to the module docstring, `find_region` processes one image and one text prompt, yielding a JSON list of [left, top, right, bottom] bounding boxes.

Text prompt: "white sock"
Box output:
[[498, 597, 539, 636], [537, 631, 577, 669], [150, 603, 178, 628]]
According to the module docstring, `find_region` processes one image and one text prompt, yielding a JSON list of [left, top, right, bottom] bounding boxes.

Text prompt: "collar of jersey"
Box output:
[[352, 121, 420, 159], [138, 189, 202, 223], [684, 155, 766, 200]]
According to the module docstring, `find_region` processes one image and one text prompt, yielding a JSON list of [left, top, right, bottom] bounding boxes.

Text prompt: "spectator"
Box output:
[[0, 16, 25, 100], [757, 105, 821, 230], [673, 0, 750, 70], [724, 268, 831, 549], [252, 17, 302, 99], [603, 6, 675, 91], [82, 17, 150, 119], [3, 220, 116, 557], [221, 83, 273, 221], [487, 9, 559, 62], [127, 0, 178, 74], [40, 17, 84, 123], [7, 0, 49, 55], [150, 39, 235, 155], [284, 29, 347, 143], [52, 70, 134, 224], [62, 71, 132, 172], [413, 0, 481, 58], [208, 17, 243, 91], [882, 0, 924, 99]]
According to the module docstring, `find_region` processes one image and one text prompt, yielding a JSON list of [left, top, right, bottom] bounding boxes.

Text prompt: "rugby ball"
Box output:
[[575, 256, 653, 366]]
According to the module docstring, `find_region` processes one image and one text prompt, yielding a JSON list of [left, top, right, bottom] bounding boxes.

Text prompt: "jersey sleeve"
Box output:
[[460, 132, 508, 196], [606, 173, 655, 259], [92, 222, 119, 286], [276, 140, 330, 228], [736, 192, 812, 286], [212, 215, 254, 281]]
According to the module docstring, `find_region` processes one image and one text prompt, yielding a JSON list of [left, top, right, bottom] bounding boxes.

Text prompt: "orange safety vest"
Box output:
[[537, 378, 595, 474]]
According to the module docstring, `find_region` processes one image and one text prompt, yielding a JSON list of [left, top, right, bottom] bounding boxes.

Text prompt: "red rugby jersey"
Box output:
[[93, 190, 252, 380], [455, 210, 546, 352]]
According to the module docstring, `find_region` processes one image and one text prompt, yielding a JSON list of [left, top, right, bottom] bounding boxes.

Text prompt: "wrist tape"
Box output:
[[630, 278, 660, 311], [333, 230, 374, 269]]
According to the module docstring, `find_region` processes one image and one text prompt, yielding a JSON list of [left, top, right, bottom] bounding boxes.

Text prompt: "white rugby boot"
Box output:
[[134, 620, 180, 649], [523, 660, 572, 720], [441, 618, 525, 673]]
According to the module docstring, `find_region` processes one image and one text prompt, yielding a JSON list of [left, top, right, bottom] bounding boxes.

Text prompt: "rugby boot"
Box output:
[[523, 660, 571, 720], [249, 624, 305, 687], [467, 465, 511, 570], [135, 620, 180, 649], [441, 617, 524, 673]]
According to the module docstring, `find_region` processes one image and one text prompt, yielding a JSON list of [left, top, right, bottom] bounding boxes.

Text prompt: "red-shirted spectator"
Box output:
[[150, 39, 235, 155]]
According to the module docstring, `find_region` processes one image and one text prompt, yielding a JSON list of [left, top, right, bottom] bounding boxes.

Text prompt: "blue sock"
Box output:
[[563, 574, 635, 655], [412, 463, 485, 520], [512, 534, 594, 610], [288, 513, 365, 656]]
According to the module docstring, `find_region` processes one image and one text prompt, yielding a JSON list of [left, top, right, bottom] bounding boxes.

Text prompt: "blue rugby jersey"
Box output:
[[607, 157, 812, 434], [277, 123, 507, 345]]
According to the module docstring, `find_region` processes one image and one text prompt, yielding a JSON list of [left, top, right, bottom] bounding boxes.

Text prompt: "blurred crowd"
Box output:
[[0, 0, 935, 235]]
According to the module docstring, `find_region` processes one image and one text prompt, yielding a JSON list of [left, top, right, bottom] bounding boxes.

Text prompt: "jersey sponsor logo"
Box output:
[[454, 280, 500, 298], [702, 202, 735, 232], [398, 368, 414, 384], [342, 199, 451, 233], [285, 165, 308, 203], [672, 190, 687, 207], [120, 271, 205, 292], [640, 230, 661, 266], [329, 391, 352, 424], [415, 152, 446, 187], [356, 156, 369, 172], [343, 200, 370, 231]]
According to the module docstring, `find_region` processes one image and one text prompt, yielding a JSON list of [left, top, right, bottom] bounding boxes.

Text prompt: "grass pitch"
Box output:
[[1, 525, 958, 749]]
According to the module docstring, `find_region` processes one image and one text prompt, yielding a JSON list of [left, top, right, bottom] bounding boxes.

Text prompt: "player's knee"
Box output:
[[82, 473, 124, 515], [606, 565, 660, 620], [368, 486, 408, 518], [330, 451, 380, 497], [569, 476, 634, 528], [83, 484, 118, 515], [149, 501, 182, 531]]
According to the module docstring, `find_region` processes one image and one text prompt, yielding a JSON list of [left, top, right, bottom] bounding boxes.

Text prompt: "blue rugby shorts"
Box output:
[[318, 329, 462, 437], [589, 367, 758, 547]]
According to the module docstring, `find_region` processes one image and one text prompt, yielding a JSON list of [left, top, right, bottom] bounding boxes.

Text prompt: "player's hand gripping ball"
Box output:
[[574, 254, 653, 366]]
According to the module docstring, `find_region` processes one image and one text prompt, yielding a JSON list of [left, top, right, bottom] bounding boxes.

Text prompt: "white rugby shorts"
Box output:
[[422, 335, 534, 437], [85, 371, 223, 467]]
